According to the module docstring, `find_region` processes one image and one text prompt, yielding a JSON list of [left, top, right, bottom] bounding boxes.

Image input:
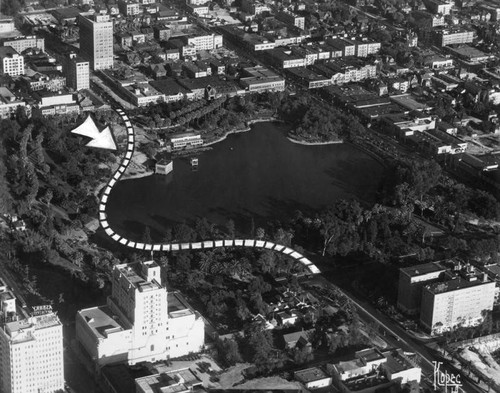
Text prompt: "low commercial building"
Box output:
[[328, 348, 421, 392], [276, 11, 305, 30], [381, 113, 436, 139], [327, 38, 356, 57], [121, 82, 165, 106], [294, 367, 332, 390], [434, 28, 474, 47], [135, 368, 203, 393], [170, 132, 203, 150], [330, 348, 387, 381], [445, 45, 494, 64], [424, 55, 454, 70], [286, 67, 332, 89], [0, 86, 29, 119], [35, 91, 80, 116], [1, 35, 44, 53], [150, 78, 192, 102], [239, 65, 285, 92], [266, 47, 306, 69]]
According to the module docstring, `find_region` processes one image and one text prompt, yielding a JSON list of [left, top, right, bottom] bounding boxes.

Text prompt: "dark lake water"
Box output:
[[106, 122, 385, 241]]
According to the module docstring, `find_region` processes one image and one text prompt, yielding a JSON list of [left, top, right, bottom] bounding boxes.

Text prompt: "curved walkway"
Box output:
[[98, 109, 320, 275]]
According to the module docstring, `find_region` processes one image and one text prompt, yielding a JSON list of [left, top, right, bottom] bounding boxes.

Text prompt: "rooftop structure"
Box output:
[[0, 285, 64, 393]]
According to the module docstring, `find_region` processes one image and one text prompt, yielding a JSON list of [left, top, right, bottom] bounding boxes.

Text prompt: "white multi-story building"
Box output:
[[435, 29, 474, 47], [118, 1, 141, 16], [0, 286, 64, 393], [76, 260, 204, 366], [0, 47, 24, 76], [0, 87, 29, 119], [185, 34, 223, 52], [420, 273, 496, 334], [187, 0, 208, 5], [79, 14, 114, 70], [1, 36, 45, 53]]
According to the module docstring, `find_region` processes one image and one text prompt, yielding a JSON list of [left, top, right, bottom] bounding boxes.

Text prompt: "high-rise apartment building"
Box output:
[[65, 52, 90, 91], [0, 281, 64, 393], [420, 274, 495, 334], [397, 262, 447, 315], [76, 260, 204, 367], [79, 14, 114, 70], [397, 260, 497, 335]]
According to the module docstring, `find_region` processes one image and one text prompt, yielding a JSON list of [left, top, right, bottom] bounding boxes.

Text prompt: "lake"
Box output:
[[106, 122, 386, 241]]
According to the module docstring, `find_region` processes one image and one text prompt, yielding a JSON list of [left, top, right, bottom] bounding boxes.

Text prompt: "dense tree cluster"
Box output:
[[280, 95, 365, 142], [1, 117, 114, 219]]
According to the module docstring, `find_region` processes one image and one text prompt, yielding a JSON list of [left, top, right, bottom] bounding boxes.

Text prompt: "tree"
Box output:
[[142, 226, 152, 244], [195, 218, 214, 240], [225, 219, 235, 239], [176, 253, 191, 271], [0, 159, 13, 214], [73, 251, 84, 268], [216, 338, 242, 367]]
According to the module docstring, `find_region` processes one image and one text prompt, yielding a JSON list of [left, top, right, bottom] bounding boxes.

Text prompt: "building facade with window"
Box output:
[[76, 260, 204, 367], [0, 288, 64, 393], [0, 47, 24, 76], [79, 14, 114, 70]]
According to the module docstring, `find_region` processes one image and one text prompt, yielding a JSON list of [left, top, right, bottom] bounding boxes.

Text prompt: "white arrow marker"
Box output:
[[71, 115, 117, 150]]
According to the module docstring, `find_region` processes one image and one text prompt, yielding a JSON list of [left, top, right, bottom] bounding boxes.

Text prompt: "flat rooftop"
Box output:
[[168, 291, 194, 318], [401, 262, 446, 277], [356, 348, 384, 362], [5, 312, 61, 337], [383, 350, 415, 374], [425, 276, 493, 294], [78, 305, 129, 339], [390, 94, 430, 111], [135, 368, 202, 393], [295, 367, 329, 383]]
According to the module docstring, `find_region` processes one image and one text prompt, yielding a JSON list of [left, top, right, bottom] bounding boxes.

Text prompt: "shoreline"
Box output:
[[204, 117, 282, 146], [287, 136, 344, 146], [122, 170, 154, 180]]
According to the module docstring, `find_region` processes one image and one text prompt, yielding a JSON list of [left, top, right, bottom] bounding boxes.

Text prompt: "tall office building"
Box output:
[[79, 14, 114, 70], [0, 281, 64, 393], [65, 52, 90, 90], [76, 260, 204, 367]]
